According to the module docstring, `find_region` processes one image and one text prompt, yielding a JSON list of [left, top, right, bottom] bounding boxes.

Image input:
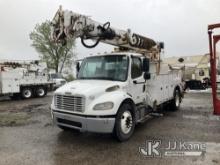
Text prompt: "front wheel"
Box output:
[[170, 89, 181, 111], [114, 103, 135, 142]]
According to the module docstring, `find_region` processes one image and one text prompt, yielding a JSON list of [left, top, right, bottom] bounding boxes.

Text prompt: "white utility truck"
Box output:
[[0, 60, 53, 99], [50, 7, 184, 141]]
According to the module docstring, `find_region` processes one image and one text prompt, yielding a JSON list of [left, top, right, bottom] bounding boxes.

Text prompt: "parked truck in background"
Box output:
[[0, 60, 54, 99], [163, 55, 211, 90], [50, 7, 184, 141], [49, 73, 67, 89]]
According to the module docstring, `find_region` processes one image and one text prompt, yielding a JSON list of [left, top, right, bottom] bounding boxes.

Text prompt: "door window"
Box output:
[[131, 57, 142, 79]]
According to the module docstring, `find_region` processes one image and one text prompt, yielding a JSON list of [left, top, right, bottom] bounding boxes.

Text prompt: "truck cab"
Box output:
[[51, 52, 183, 141], [49, 73, 67, 89]]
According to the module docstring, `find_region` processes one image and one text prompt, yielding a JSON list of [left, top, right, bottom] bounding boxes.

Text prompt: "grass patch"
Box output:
[[0, 112, 31, 126]]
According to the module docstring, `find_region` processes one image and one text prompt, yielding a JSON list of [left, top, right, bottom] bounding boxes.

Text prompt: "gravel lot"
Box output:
[[0, 92, 220, 165]]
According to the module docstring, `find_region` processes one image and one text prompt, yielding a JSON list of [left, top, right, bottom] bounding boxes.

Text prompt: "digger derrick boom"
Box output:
[[51, 6, 164, 61]]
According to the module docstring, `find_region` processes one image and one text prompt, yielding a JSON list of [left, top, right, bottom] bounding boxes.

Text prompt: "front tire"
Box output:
[[170, 89, 181, 111], [114, 103, 135, 142]]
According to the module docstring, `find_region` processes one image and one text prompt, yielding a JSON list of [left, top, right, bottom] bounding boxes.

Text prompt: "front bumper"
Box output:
[[52, 110, 115, 133]]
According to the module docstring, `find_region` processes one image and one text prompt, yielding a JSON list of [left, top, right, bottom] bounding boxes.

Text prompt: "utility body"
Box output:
[[50, 7, 184, 141]]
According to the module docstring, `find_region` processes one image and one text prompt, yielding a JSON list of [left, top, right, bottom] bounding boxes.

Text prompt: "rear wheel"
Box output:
[[114, 103, 135, 142], [21, 87, 32, 99], [35, 87, 47, 97]]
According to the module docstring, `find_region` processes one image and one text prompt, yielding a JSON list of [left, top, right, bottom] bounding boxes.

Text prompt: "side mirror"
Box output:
[[76, 62, 80, 73], [142, 58, 150, 73], [144, 72, 151, 80], [159, 42, 164, 49]]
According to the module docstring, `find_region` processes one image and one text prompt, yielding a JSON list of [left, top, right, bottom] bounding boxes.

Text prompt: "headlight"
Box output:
[[52, 95, 55, 105], [93, 102, 114, 110]]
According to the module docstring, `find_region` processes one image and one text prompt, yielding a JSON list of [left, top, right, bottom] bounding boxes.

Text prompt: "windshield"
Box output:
[[50, 73, 63, 79], [78, 55, 129, 81]]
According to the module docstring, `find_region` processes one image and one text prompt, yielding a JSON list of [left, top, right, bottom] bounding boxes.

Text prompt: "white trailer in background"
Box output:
[[0, 60, 54, 99], [50, 7, 184, 141]]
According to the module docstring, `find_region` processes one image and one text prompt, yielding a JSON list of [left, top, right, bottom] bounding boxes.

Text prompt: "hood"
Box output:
[[55, 80, 124, 97], [53, 78, 66, 82]]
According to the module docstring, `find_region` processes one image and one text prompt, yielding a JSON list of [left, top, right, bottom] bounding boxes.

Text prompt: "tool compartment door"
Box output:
[[1, 72, 20, 94]]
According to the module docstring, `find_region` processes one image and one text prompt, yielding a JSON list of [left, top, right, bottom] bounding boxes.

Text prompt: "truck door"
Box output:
[[129, 56, 145, 104]]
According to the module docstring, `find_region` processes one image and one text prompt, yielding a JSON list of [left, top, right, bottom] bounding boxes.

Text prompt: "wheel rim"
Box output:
[[24, 90, 31, 98], [175, 91, 180, 107], [37, 88, 45, 96], [120, 111, 133, 134]]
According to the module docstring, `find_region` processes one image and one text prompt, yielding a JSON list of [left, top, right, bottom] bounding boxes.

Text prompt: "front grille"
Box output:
[[55, 95, 85, 112]]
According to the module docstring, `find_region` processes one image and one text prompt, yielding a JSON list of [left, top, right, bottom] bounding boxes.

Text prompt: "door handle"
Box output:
[[133, 80, 137, 84], [133, 80, 145, 84]]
